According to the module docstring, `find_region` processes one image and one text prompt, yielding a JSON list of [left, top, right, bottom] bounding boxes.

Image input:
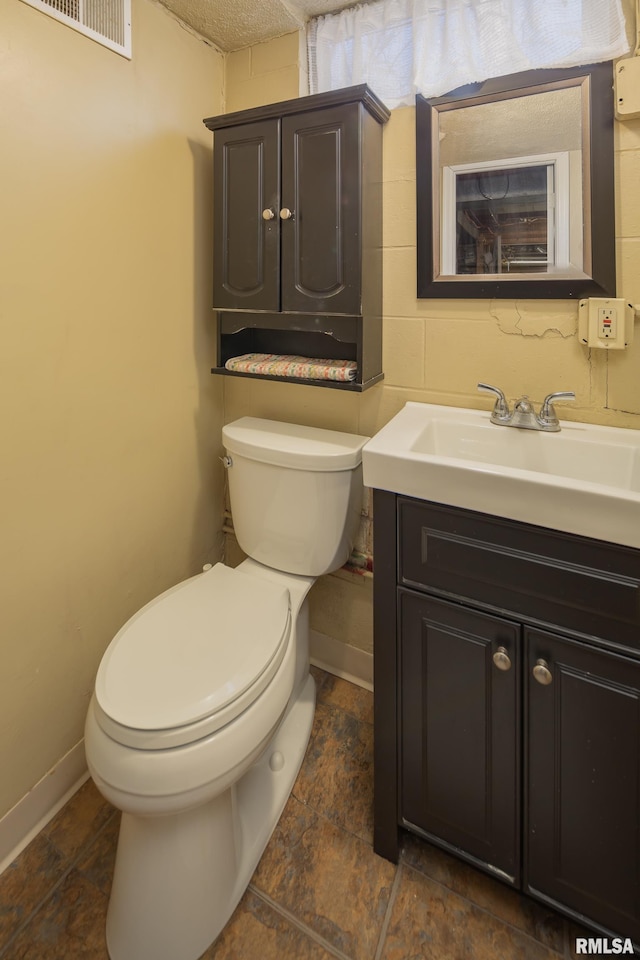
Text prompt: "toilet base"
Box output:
[[104, 674, 316, 960]]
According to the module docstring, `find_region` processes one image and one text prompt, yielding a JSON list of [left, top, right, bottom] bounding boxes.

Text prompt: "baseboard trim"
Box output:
[[310, 630, 373, 691], [0, 741, 88, 876]]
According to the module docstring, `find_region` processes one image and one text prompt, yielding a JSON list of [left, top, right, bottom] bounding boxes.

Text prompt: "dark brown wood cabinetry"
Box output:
[[211, 118, 280, 313], [526, 628, 640, 940], [373, 490, 640, 944], [400, 592, 521, 883], [203, 86, 389, 390]]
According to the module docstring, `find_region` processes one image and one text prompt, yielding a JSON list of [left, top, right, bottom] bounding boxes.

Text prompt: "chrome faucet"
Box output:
[[477, 383, 575, 432]]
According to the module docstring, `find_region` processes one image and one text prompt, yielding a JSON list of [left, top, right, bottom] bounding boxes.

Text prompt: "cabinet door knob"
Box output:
[[533, 659, 553, 685], [279, 207, 294, 220], [492, 646, 512, 671], [262, 208, 275, 221]]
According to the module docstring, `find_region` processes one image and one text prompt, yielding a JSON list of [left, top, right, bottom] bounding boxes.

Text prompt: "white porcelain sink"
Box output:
[[362, 402, 640, 549]]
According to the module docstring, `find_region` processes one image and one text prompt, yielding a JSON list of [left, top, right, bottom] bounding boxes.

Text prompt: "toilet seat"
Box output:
[[94, 564, 291, 750]]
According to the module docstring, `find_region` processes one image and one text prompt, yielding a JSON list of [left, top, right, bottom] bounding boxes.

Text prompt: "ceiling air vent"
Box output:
[[20, 0, 131, 58]]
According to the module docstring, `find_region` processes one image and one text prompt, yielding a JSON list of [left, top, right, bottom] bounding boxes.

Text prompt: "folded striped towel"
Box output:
[[224, 353, 357, 382]]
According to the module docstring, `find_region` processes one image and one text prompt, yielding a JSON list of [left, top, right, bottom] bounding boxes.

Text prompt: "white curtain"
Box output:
[[307, 0, 630, 109]]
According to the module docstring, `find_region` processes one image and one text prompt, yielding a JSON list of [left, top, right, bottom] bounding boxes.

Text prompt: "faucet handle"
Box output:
[[477, 383, 510, 420], [539, 391, 576, 426]]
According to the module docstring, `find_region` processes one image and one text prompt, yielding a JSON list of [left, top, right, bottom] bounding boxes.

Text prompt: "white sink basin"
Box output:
[[362, 402, 640, 549]]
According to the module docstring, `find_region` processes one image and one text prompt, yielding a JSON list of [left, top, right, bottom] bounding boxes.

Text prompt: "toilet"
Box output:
[[84, 416, 368, 960]]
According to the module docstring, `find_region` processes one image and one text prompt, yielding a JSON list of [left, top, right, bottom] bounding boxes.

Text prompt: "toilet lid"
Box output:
[[95, 564, 290, 734]]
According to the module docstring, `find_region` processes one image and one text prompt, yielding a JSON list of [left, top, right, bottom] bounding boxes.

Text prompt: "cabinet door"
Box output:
[[526, 628, 640, 940], [213, 119, 280, 311], [281, 104, 362, 315], [400, 590, 521, 882]]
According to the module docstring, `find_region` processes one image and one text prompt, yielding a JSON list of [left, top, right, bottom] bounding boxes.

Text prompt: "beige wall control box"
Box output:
[[615, 57, 640, 120]]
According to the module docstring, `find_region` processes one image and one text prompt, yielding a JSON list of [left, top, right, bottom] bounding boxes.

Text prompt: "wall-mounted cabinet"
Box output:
[[203, 85, 389, 391]]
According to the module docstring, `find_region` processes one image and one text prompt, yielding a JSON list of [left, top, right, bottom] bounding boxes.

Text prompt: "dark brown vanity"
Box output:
[[203, 85, 389, 390], [372, 489, 640, 944]]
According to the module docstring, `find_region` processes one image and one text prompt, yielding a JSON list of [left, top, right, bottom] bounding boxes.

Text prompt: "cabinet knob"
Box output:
[[279, 207, 294, 220], [492, 646, 512, 671], [262, 208, 275, 221], [533, 659, 553, 685]]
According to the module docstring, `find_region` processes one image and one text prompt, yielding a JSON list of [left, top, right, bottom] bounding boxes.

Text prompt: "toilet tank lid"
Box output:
[[222, 417, 370, 472]]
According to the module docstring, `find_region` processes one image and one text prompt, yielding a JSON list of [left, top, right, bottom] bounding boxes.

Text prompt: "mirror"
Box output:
[[416, 63, 616, 299]]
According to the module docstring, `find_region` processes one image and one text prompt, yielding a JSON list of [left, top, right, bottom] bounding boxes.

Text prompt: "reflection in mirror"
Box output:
[[444, 153, 572, 276], [417, 64, 615, 299]]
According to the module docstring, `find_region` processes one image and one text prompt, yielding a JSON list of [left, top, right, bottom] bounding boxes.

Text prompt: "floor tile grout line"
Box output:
[[0, 839, 78, 960], [45, 807, 119, 864], [373, 860, 403, 960], [0, 810, 117, 960], [66, 809, 120, 894], [399, 859, 566, 958], [289, 791, 376, 851], [248, 884, 356, 960]]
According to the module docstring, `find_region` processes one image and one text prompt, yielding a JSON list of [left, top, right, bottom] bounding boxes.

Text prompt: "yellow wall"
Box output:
[[223, 31, 640, 656], [2, 10, 634, 820], [0, 0, 225, 818]]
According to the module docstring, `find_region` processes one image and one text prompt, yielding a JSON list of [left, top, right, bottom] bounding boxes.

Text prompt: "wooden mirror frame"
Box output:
[[416, 62, 616, 300]]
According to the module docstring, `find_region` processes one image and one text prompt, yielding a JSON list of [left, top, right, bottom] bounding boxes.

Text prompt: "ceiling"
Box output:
[[158, 0, 356, 51]]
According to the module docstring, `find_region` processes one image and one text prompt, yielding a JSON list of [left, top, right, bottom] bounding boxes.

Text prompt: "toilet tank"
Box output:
[[222, 418, 369, 577]]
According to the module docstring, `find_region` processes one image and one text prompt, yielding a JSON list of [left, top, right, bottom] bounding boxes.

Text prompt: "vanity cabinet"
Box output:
[[373, 490, 640, 943], [400, 592, 521, 882], [526, 628, 640, 938], [203, 86, 389, 390]]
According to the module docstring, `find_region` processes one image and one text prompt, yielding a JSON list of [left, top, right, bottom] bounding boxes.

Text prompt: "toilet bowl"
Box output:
[[85, 417, 368, 960]]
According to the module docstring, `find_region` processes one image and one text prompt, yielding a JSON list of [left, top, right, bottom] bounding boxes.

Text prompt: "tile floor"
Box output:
[[0, 667, 591, 959]]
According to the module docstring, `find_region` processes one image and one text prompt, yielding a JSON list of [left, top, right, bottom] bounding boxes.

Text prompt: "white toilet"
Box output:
[[84, 416, 368, 960]]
